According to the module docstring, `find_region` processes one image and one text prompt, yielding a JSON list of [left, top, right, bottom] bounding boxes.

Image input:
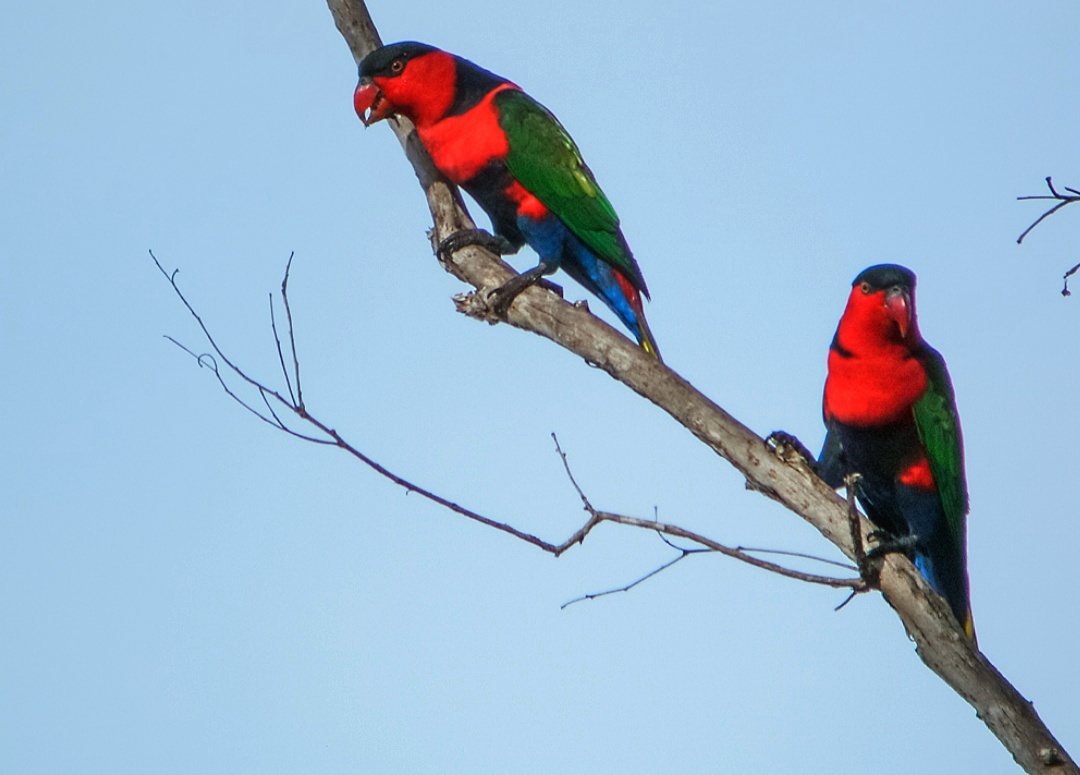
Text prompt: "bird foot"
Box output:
[[766, 431, 819, 472], [437, 229, 515, 263], [486, 264, 560, 318], [452, 277, 563, 325], [865, 531, 917, 561], [539, 278, 564, 296]]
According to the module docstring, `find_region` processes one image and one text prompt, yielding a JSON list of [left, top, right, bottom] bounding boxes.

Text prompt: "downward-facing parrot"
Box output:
[[353, 41, 660, 358], [818, 264, 974, 640]]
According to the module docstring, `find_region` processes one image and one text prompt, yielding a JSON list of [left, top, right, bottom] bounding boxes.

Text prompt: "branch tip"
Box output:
[[1016, 176, 1080, 244]]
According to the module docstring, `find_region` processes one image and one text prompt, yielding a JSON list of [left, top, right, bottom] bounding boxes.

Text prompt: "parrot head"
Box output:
[[354, 41, 452, 127], [845, 264, 920, 344]]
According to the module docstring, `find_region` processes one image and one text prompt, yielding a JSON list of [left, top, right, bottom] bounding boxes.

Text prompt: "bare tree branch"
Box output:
[[150, 4, 1080, 772], [550, 432, 857, 586], [321, 4, 1078, 770], [154, 250, 859, 592]]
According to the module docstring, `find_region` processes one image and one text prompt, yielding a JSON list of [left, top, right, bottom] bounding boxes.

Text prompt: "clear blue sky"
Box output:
[[3, 1, 1079, 772]]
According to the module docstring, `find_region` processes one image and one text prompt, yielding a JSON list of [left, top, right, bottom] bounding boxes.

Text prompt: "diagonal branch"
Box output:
[[324, 2, 1078, 771]]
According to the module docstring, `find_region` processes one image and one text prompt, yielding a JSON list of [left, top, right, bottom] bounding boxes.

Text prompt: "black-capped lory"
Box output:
[[353, 42, 660, 358], [818, 264, 974, 640]]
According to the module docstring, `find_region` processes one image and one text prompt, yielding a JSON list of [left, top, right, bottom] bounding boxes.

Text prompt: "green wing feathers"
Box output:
[[913, 346, 969, 544], [494, 89, 649, 295]]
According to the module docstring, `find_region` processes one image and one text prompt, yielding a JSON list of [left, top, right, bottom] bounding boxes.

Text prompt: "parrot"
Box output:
[[353, 41, 660, 358], [818, 264, 974, 640]]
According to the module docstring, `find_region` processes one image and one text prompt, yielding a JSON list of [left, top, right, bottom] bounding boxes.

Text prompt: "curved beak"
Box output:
[[884, 286, 912, 339], [353, 80, 390, 126]]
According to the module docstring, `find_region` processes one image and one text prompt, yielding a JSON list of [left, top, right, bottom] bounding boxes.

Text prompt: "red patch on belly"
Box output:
[[899, 457, 935, 491]]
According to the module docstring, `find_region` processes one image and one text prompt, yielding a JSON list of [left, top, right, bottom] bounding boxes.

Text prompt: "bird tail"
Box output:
[[914, 545, 975, 643], [637, 314, 662, 362], [960, 610, 977, 644], [560, 254, 662, 360], [612, 271, 661, 361]]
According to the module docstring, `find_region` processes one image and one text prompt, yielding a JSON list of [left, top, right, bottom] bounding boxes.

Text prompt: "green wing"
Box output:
[[912, 345, 969, 544], [494, 89, 648, 295]]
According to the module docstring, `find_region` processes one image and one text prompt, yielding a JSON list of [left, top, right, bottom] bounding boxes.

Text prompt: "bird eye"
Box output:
[[390, 59, 404, 74], [859, 281, 872, 294]]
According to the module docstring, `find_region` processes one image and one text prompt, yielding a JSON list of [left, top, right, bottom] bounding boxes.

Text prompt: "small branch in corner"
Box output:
[[1017, 178, 1080, 296], [1062, 262, 1080, 297], [1017, 176, 1080, 245]]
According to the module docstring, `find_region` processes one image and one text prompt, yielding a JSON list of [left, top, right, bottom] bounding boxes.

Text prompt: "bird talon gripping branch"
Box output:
[[437, 228, 515, 263], [765, 430, 819, 470]]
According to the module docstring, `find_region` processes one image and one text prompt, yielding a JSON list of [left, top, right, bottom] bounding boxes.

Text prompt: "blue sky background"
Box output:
[[4, 1, 1079, 772]]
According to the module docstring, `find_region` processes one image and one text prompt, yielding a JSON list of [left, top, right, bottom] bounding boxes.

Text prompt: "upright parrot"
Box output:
[[353, 41, 660, 358], [818, 264, 974, 640]]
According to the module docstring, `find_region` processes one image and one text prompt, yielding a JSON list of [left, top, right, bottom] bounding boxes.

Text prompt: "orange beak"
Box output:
[[354, 81, 390, 126], [884, 287, 912, 339]]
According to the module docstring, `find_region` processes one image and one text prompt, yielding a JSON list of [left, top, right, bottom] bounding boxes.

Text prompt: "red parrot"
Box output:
[[353, 41, 660, 358], [818, 264, 974, 640]]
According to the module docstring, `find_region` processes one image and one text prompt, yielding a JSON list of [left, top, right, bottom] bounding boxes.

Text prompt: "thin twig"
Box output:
[[281, 252, 304, 411], [155, 253, 565, 551], [156, 254, 859, 593], [561, 549, 705, 609], [162, 335, 287, 433], [594, 512, 859, 588], [655, 531, 693, 553], [269, 293, 297, 407], [734, 546, 856, 572], [151, 253, 273, 398], [1063, 262, 1080, 297], [551, 434, 858, 588], [551, 433, 592, 513], [1016, 176, 1080, 244]]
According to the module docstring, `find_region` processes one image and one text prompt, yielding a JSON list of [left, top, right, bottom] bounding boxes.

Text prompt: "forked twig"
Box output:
[[154, 251, 860, 599], [550, 433, 860, 589], [561, 533, 709, 609], [1015, 175, 1075, 242], [1016, 178, 1080, 296], [1017, 176, 1080, 245]]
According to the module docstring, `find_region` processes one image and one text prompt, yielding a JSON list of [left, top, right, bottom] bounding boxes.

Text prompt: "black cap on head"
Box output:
[[852, 263, 916, 292], [359, 41, 438, 78]]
